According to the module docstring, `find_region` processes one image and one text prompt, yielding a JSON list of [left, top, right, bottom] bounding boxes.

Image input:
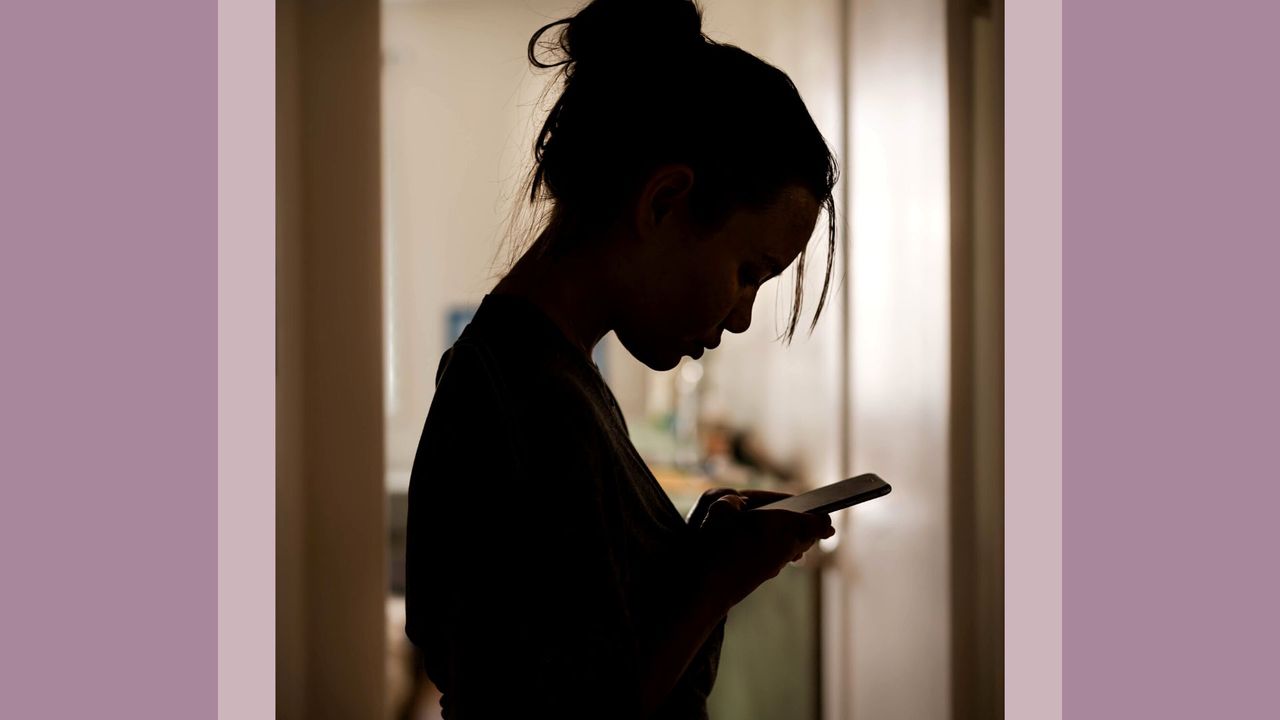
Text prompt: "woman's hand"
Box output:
[[694, 493, 834, 611], [685, 487, 742, 528], [685, 488, 798, 527]]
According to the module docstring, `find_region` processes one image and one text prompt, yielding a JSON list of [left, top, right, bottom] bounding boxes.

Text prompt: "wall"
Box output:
[[840, 0, 954, 718], [277, 0, 387, 718], [276, 0, 306, 715], [948, 0, 1005, 717]]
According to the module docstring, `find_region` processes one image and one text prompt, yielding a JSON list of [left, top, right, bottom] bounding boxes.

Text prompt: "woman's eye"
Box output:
[[739, 264, 761, 287]]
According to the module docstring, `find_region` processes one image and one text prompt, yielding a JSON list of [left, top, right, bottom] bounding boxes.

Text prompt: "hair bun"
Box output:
[[530, 0, 705, 74]]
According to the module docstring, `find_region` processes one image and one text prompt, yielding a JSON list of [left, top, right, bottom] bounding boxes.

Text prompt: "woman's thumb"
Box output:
[[705, 493, 746, 523]]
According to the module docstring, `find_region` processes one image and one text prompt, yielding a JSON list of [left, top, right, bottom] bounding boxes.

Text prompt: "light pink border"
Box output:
[[1005, 0, 1062, 717], [218, 0, 275, 717]]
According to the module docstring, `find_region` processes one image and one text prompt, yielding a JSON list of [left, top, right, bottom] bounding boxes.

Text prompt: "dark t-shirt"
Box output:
[[405, 292, 725, 719]]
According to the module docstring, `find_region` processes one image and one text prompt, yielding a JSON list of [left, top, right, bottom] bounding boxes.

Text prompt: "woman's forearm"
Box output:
[[635, 565, 730, 717]]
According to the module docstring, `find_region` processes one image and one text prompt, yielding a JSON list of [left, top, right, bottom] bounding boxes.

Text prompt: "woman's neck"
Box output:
[[491, 239, 617, 359]]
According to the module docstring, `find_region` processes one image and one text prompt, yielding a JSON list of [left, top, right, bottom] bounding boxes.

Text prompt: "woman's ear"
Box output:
[[634, 164, 695, 237]]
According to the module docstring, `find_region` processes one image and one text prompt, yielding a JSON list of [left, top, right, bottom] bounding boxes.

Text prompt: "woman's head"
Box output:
[[517, 0, 839, 369]]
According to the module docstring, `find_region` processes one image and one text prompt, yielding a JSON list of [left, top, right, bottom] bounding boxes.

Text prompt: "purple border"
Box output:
[[0, 1, 217, 718], [1065, 1, 1280, 717]]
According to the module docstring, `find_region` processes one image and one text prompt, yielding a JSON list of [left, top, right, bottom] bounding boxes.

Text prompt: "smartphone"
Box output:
[[752, 473, 891, 515]]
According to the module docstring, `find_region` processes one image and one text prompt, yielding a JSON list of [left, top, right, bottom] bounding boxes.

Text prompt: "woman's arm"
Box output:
[[636, 495, 833, 716], [635, 558, 730, 717]]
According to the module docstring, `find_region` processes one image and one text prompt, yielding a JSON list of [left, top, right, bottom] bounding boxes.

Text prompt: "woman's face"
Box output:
[[612, 185, 822, 371]]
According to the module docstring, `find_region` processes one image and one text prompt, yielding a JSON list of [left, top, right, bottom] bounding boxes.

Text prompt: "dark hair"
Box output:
[[521, 0, 839, 342]]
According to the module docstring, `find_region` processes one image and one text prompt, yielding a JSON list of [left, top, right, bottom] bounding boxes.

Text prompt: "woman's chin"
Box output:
[[618, 335, 688, 373], [636, 349, 683, 373], [652, 357, 683, 373]]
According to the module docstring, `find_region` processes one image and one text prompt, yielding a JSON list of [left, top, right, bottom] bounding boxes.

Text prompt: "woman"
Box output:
[[405, 0, 840, 717]]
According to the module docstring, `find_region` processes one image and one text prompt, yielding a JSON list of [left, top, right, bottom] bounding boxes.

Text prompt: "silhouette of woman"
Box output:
[[405, 1, 840, 717]]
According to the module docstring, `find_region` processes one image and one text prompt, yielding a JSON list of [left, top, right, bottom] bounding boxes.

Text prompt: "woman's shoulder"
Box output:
[[415, 336, 618, 518], [437, 334, 595, 407], [429, 335, 611, 451]]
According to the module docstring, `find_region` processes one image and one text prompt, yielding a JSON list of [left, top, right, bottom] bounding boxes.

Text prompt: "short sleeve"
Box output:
[[405, 341, 644, 719]]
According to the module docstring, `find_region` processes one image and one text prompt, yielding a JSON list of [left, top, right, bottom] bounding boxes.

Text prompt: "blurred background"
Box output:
[[277, 0, 1003, 718]]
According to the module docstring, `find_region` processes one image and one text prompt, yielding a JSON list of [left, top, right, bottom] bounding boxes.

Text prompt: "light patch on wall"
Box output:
[[842, 0, 952, 718]]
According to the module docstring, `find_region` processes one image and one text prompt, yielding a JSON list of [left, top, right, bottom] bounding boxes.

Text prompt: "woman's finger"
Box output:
[[686, 487, 741, 525], [794, 512, 832, 538], [735, 489, 792, 509], [705, 493, 747, 521], [755, 508, 830, 538], [707, 487, 743, 501]]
